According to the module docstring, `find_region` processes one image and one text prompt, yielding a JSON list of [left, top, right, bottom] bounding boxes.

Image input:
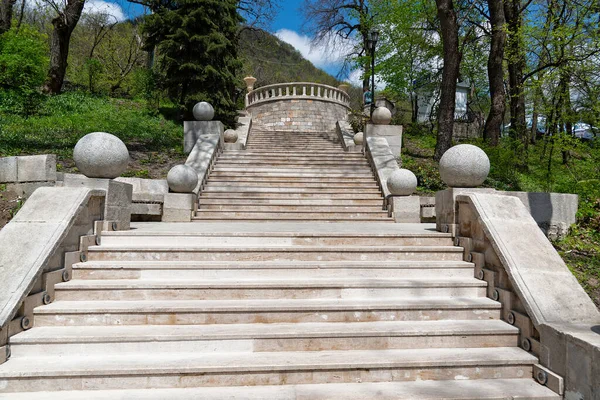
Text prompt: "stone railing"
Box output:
[[246, 82, 351, 109]]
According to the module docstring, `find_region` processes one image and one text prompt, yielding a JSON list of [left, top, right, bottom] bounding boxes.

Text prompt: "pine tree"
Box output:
[[143, 0, 242, 125]]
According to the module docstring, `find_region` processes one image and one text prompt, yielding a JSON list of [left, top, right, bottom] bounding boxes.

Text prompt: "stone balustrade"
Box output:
[[246, 82, 351, 109], [246, 82, 351, 133]]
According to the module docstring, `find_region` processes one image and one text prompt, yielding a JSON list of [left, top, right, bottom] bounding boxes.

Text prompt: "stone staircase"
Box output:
[[195, 129, 391, 222], [0, 128, 560, 399]]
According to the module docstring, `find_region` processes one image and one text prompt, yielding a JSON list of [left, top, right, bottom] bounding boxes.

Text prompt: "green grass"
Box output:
[[0, 91, 184, 161], [402, 124, 600, 306]]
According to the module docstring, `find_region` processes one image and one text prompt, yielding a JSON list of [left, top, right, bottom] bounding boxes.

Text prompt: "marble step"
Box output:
[[212, 167, 373, 174], [193, 211, 390, 220], [208, 171, 375, 178], [197, 198, 384, 206], [200, 186, 381, 194], [53, 278, 487, 301], [224, 151, 352, 156], [217, 154, 365, 160], [197, 192, 383, 199], [0, 379, 561, 399], [86, 245, 464, 262], [205, 177, 377, 184], [99, 232, 453, 247], [0, 348, 538, 392], [10, 320, 518, 356], [72, 260, 475, 280], [215, 160, 370, 167], [32, 297, 502, 326], [197, 205, 384, 212]]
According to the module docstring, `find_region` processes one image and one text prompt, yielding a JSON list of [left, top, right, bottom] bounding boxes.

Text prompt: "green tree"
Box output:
[[0, 24, 48, 114], [142, 0, 242, 124]]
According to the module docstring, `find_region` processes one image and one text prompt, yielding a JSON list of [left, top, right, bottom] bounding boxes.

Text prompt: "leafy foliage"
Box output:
[[143, 0, 242, 125], [0, 25, 48, 115]]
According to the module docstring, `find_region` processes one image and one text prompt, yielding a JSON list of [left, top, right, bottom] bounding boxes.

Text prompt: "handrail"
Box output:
[[246, 82, 351, 109]]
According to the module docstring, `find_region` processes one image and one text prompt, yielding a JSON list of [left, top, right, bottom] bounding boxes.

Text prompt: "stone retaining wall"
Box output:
[[248, 99, 348, 132]]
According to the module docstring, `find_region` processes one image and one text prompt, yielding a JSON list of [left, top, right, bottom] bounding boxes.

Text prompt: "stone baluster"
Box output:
[[278, 87, 282, 96], [310, 86, 315, 96], [302, 86, 306, 96], [293, 86, 297, 96]]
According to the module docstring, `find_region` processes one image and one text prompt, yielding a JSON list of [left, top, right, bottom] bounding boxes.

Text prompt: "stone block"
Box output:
[[5, 182, 56, 198], [0, 157, 17, 183], [366, 124, 403, 158], [162, 208, 193, 222], [435, 188, 496, 233], [15, 155, 57, 183], [131, 203, 162, 216], [63, 174, 132, 230], [183, 121, 224, 154], [164, 193, 196, 210], [391, 196, 420, 223], [115, 177, 168, 195]]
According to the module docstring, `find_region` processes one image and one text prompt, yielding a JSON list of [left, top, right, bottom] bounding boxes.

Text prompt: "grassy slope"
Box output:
[[402, 126, 600, 308]]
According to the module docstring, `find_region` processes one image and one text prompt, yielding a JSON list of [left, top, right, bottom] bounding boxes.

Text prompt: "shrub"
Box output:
[[0, 25, 48, 115]]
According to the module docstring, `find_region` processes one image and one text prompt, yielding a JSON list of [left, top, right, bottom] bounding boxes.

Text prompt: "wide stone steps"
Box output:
[[215, 160, 370, 167], [211, 166, 373, 174], [0, 347, 539, 393], [198, 198, 384, 206], [99, 231, 452, 246], [0, 379, 561, 399], [72, 260, 475, 280], [198, 204, 381, 212], [193, 211, 391, 221], [201, 186, 380, 194], [208, 171, 375, 178], [203, 181, 378, 189], [198, 192, 383, 200], [86, 245, 464, 262], [53, 278, 487, 300], [32, 297, 502, 326], [9, 320, 518, 357]]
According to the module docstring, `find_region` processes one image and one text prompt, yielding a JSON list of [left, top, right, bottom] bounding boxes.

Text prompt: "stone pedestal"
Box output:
[[435, 188, 496, 235], [162, 193, 197, 222], [183, 121, 224, 154], [391, 196, 421, 223], [365, 124, 403, 158], [62, 174, 133, 230]]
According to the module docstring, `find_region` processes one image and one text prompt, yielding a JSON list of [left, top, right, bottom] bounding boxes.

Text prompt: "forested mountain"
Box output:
[[238, 29, 340, 88]]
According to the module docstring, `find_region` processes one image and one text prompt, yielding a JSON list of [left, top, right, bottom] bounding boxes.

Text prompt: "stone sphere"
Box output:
[[167, 165, 198, 193], [73, 132, 129, 179], [224, 129, 238, 143], [372, 107, 392, 125], [387, 168, 418, 196], [439, 144, 490, 187], [192, 102, 214, 121], [353, 132, 364, 145]]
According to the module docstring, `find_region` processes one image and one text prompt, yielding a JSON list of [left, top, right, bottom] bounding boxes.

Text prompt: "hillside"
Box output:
[[238, 29, 340, 88]]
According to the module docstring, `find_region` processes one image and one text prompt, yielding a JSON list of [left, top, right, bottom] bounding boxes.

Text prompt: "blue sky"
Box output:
[[87, 0, 353, 80]]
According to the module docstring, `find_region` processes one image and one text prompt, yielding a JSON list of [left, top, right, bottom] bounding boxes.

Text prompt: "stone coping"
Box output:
[[365, 136, 401, 200], [247, 82, 350, 109], [457, 193, 599, 326], [0, 187, 105, 327]]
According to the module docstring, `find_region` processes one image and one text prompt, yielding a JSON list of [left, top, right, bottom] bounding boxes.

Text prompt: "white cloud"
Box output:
[[274, 29, 351, 69], [84, 0, 126, 22]]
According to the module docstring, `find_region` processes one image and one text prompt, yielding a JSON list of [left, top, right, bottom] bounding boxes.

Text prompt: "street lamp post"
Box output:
[[368, 29, 379, 120]]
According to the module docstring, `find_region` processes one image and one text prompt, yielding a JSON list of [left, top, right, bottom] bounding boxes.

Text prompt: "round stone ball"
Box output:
[[192, 102, 214, 121], [73, 132, 129, 179], [372, 107, 392, 125], [224, 129, 238, 143], [353, 132, 364, 145], [167, 165, 198, 193], [387, 168, 418, 196], [439, 144, 490, 187]]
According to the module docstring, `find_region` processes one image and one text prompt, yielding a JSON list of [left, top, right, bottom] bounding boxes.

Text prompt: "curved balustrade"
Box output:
[[246, 82, 351, 109]]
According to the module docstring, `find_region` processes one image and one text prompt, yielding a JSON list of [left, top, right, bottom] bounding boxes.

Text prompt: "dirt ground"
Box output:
[[0, 188, 20, 230]]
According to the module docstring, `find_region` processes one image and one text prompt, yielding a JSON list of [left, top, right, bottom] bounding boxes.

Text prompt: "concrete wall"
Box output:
[[248, 99, 348, 132]]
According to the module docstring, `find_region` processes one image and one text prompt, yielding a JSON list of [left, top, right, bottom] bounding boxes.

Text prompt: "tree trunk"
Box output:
[[483, 0, 506, 146], [434, 0, 461, 161], [43, 0, 85, 94], [504, 0, 527, 144], [0, 0, 17, 34]]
